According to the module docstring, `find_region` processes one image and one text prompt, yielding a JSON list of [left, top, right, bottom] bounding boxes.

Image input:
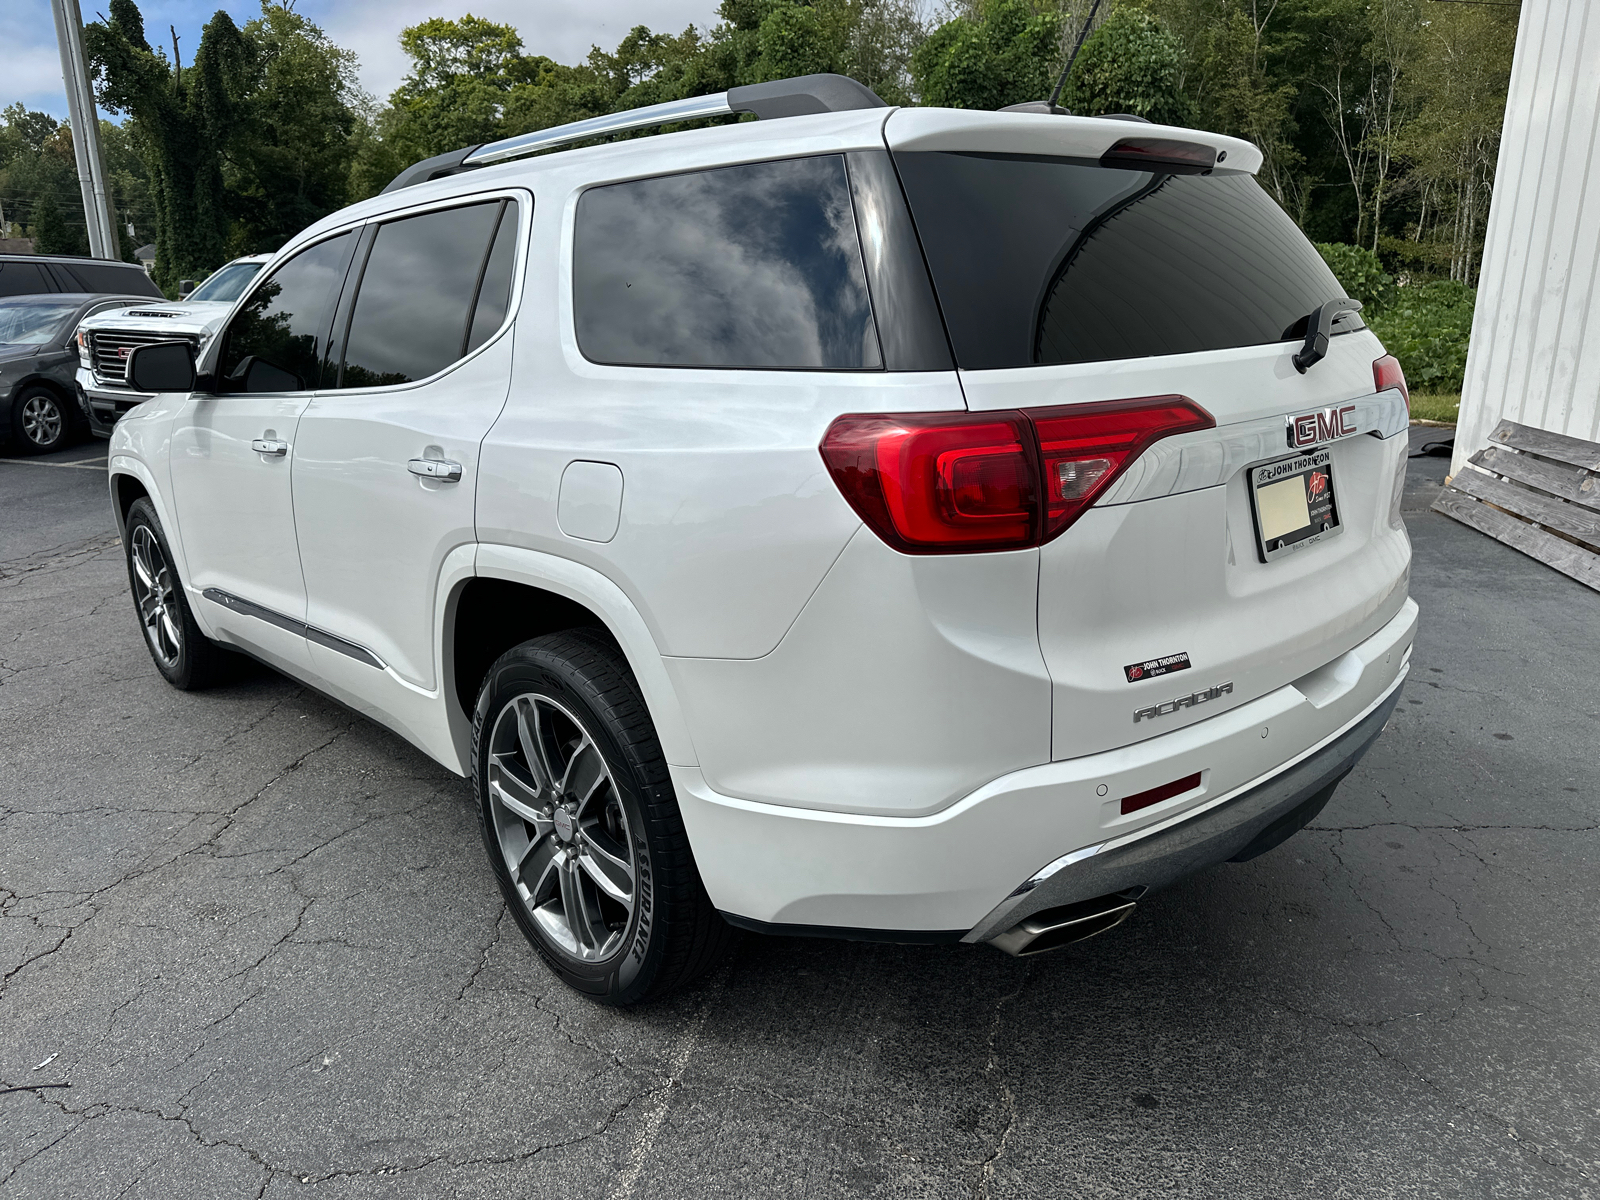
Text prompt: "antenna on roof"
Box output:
[[1048, 0, 1107, 112]]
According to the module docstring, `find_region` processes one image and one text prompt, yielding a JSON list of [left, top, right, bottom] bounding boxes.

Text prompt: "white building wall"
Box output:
[[1454, 0, 1600, 477]]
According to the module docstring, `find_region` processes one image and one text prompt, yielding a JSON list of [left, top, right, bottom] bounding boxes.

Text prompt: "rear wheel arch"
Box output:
[[453, 549, 699, 769]]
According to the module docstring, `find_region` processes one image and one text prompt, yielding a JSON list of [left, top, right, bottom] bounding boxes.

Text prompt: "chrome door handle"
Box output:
[[408, 457, 462, 482], [251, 438, 289, 456]]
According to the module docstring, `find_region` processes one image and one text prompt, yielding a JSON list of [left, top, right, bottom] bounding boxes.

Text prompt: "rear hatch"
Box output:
[[886, 111, 1411, 760]]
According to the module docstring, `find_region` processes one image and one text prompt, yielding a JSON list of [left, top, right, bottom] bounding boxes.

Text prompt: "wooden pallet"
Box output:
[[1431, 419, 1600, 591]]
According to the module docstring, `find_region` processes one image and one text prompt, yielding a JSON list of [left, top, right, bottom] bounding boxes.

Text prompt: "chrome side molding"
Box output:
[[201, 588, 385, 669]]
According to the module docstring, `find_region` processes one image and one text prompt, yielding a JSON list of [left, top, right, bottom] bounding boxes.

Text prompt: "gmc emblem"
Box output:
[[1287, 404, 1356, 449], [117, 346, 131, 359]]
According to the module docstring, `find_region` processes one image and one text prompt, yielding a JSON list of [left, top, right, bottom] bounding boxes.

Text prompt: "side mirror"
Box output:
[[178, 279, 196, 298], [127, 341, 197, 393]]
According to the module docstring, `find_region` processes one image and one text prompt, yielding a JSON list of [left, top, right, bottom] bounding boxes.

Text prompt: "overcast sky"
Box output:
[[7, 0, 720, 121]]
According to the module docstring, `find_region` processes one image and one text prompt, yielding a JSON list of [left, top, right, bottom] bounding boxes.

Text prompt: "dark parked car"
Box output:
[[0, 294, 147, 453], [0, 254, 162, 300]]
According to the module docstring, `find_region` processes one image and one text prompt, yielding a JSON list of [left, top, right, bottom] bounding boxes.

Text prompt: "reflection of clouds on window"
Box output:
[[575, 156, 881, 370]]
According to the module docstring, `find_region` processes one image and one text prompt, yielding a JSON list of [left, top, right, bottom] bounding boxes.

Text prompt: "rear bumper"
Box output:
[[676, 597, 1416, 938], [963, 674, 1401, 943]]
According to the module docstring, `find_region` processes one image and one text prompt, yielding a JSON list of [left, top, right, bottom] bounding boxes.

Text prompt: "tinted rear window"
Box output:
[[573, 155, 881, 370], [892, 152, 1351, 370]]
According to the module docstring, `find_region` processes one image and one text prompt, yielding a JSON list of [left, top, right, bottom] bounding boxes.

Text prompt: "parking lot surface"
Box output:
[[1, 430, 1596, 1199]]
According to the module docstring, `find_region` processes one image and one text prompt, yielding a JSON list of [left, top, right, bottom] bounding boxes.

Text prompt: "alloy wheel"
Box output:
[[130, 524, 182, 668], [20, 394, 63, 447], [486, 693, 637, 962]]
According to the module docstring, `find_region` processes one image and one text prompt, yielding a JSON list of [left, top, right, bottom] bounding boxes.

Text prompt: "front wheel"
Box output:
[[12, 386, 74, 454], [473, 630, 734, 1004], [123, 498, 233, 689]]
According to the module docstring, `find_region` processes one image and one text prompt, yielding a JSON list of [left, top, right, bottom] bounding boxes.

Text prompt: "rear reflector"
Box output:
[[1100, 137, 1218, 175], [1373, 354, 1409, 410], [1120, 771, 1202, 816], [820, 397, 1213, 554]]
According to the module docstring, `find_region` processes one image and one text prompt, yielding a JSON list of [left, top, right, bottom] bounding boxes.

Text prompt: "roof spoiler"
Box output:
[[380, 73, 888, 194]]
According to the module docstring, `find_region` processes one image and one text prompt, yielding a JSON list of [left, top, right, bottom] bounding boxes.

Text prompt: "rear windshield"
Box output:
[[892, 152, 1352, 371]]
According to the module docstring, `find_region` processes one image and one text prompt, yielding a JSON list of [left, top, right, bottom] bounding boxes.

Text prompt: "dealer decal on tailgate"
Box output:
[[1125, 652, 1192, 683]]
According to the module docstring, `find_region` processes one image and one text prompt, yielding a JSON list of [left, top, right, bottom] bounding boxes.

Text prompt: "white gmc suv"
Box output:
[[108, 75, 1415, 1004]]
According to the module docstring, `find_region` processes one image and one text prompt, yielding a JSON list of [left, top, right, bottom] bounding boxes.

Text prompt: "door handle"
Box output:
[[408, 457, 463, 482], [252, 438, 289, 457]]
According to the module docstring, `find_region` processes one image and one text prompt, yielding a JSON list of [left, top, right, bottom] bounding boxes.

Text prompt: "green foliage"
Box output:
[[228, 3, 362, 253], [1366, 280, 1476, 393], [1314, 242, 1394, 311], [31, 195, 87, 256], [87, 1, 362, 282], [1061, 7, 1188, 125], [911, 0, 1061, 111]]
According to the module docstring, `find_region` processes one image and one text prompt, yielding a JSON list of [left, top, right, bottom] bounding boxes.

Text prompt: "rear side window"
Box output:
[[0, 262, 54, 298], [573, 155, 881, 370], [892, 153, 1352, 370], [219, 232, 355, 391], [56, 261, 162, 297], [336, 199, 517, 389]]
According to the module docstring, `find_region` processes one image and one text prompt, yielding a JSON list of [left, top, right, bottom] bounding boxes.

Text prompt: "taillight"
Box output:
[[820, 396, 1213, 554], [1374, 354, 1409, 410], [1032, 397, 1214, 541]]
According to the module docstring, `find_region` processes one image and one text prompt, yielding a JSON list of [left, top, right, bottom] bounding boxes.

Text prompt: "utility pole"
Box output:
[[51, 0, 119, 260]]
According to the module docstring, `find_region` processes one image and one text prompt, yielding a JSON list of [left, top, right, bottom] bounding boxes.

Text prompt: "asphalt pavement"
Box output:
[[0, 427, 1595, 1199]]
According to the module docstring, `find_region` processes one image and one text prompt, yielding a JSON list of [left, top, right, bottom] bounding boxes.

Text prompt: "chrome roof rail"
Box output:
[[381, 73, 887, 194]]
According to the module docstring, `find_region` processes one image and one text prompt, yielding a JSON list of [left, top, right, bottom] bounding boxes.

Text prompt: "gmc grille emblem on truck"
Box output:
[[1287, 404, 1356, 448], [1134, 682, 1233, 723]]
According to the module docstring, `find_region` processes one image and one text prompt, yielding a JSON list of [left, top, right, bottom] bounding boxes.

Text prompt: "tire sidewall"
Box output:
[[474, 648, 666, 1004], [14, 387, 70, 454]]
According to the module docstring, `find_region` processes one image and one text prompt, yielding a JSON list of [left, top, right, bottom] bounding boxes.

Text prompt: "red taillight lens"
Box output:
[[820, 412, 1036, 552], [1032, 397, 1214, 540], [819, 396, 1213, 554], [1374, 354, 1409, 410]]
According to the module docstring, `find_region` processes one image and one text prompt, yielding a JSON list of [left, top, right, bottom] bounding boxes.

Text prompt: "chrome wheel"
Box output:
[[130, 524, 182, 668], [487, 694, 636, 963], [20, 393, 63, 447]]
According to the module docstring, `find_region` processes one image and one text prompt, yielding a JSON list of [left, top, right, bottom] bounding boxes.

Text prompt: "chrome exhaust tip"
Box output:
[[988, 892, 1139, 957]]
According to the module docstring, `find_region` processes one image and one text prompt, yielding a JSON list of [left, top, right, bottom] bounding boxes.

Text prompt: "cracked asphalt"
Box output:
[[1, 428, 1596, 1199]]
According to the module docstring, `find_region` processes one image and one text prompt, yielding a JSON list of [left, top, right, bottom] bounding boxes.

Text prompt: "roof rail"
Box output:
[[381, 73, 888, 194]]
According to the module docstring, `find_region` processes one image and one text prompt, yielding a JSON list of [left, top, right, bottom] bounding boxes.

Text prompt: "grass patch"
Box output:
[[1409, 392, 1459, 423]]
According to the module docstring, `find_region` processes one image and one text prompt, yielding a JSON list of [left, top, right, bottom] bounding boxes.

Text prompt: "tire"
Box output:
[[473, 629, 735, 1005], [12, 386, 75, 454], [123, 498, 232, 690]]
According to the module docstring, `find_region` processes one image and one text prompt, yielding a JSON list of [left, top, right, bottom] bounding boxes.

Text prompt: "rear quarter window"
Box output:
[[573, 155, 882, 370], [0, 262, 54, 298], [892, 152, 1352, 371]]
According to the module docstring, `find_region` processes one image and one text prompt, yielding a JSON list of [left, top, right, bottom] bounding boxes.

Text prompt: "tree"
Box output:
[[32, 194, 88, 256], [86, 0, 250, 289], [911, 0, 1062, 111], [1061, 7, 1188, 124], [228, 3, 363, 252]]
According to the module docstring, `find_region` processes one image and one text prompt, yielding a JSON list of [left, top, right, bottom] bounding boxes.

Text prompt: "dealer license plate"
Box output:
[[1248, 448, 1342, 563]]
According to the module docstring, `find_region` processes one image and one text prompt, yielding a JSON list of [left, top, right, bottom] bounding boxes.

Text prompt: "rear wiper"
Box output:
[[1292, 297, 1362, 373]]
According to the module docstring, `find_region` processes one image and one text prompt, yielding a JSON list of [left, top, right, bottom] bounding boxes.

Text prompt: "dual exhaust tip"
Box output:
[[989, 889, 1143, 956]]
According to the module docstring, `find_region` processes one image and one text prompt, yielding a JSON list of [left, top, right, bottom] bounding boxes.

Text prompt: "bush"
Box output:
[[1314, 242, 1394, 311], [1061, 8, 1188, 126], [1366, 280, 1477, 394]]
